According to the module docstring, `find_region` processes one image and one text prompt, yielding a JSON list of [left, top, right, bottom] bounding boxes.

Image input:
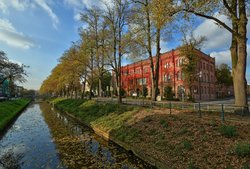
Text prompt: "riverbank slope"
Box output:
[[0, 99, 31, 131], [50, 98, 250, 168]]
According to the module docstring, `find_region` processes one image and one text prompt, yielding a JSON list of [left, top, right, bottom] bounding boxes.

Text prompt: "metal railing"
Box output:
[[94, 97, 250, 122]]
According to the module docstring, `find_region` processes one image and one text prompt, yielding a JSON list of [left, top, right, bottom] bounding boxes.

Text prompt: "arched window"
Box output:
[[164, 74, 167, 82], [177, 71, 181, 80], [167, 74, 171, 81]]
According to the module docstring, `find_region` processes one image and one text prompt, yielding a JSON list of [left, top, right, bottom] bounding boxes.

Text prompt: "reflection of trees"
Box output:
[[0, 150, 23, 169], [39, 103, 148, 169]]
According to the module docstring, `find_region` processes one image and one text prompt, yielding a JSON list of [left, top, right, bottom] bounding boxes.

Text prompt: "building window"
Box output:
[[164, 74, 167, 82], [177, 71, 181, 80], [137, 78, 147, 85], [164, 74, 171, 82], [164, 62, 170, 68], [179, 58, 183, 66], [135, 69, 141, 74], [168, 74, 171, 81]]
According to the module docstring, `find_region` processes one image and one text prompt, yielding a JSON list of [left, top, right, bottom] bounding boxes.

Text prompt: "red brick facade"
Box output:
[[120, 48, 216, 100]]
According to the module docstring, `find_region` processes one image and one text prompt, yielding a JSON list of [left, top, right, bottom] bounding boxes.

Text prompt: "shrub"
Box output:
[[219, 125, 237, 138], [160, 119, 168, 128], [235, 143, 250, 157], [164, 86, 173, 100], [182, 140, 193, 150], [242, 164, 250, 169], [141, 86, 148, 97]]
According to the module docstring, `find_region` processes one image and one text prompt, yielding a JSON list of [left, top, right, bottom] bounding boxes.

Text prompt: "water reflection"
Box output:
[[40, 102, 154, 169], [0, 103, 154, 169], [0, 104, 64, 169]]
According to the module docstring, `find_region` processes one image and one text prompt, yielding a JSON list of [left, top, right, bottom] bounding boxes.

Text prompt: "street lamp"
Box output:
[[65, 83, 69, 98], [198, 71, 202, 101]]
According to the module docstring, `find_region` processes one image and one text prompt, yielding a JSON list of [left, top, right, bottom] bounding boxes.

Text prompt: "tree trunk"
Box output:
[[231, 0, 249, 114], [152, 28, 161, 101], [145, 0, 155, 101]]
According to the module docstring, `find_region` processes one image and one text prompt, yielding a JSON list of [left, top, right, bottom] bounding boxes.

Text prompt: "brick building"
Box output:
[[120, 48, 216, 101]]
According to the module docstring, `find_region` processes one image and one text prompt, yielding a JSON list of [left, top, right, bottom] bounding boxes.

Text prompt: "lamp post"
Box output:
[[199, 71, 202, 101], [65, 84, 69, 98]]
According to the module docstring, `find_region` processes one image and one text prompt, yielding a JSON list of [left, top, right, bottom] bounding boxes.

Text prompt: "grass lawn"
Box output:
[[51, 98, 250, 168], [0, 99, 31, 131]]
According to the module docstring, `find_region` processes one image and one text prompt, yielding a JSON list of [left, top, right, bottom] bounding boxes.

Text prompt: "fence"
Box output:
[[95, 97, 250, 122]]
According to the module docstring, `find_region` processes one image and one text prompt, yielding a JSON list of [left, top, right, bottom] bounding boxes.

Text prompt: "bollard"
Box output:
[[221, 104, 225, 121], [170, 102, 172, 114], [199, 102, 201, 118]]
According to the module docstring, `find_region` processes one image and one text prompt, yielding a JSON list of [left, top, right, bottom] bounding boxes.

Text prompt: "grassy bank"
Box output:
[[0, 99, 31, 131], [51, 98, 250, 168]]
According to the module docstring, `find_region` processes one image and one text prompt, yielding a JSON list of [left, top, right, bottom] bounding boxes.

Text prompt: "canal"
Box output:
[[0, 102, 155, 169]]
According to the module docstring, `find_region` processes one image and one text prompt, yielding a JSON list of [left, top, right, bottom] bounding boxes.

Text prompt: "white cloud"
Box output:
[[34, 0, 59, 29], [210, 50, 231, 66], [0, 19, 35, 49], [64, 0, 113, 21], [0, 0, 30, 13], [0, 1, 8, 13], [74, 13, 81, 21], [194, 13, 250, 52], [161, 40, 170, 53], [210, 44, 250, 67], [194, 14, 231, 51], [11, 0, 29, 11], [0, 0, 59, 29]]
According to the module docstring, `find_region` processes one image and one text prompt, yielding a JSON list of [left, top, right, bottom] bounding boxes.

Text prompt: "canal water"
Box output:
[[0, 102, 155, 169]]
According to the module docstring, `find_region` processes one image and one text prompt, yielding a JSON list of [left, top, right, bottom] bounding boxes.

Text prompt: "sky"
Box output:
[[0, 0, 249, 90]]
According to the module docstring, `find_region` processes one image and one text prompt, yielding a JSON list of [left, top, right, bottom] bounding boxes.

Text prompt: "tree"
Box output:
[[216, 64, 233, 91], [180, 32, 206, 100], [131, 0, 177, 101], [81, 7, 108, 97], [0, 51, 28, 85], [180, 0, 249, 113], [104, 0, 130, 104]]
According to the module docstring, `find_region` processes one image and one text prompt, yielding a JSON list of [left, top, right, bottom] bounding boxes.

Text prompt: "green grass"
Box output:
[[0, 99, 30, 131], [235, 143, 250, 157], [219, 125, 237, 138], [160, 119, 168, 128], [50, 98, 137, 128], [50, 98, 143, 143], [182, 140, 193, 151]]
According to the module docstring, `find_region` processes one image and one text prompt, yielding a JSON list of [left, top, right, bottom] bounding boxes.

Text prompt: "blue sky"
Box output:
[[0, 0, 249, 90]]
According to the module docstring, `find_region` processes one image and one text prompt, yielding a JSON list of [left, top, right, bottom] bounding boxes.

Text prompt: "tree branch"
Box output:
[[223, 0, 238, 20], [183, 9, 237, 36]]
